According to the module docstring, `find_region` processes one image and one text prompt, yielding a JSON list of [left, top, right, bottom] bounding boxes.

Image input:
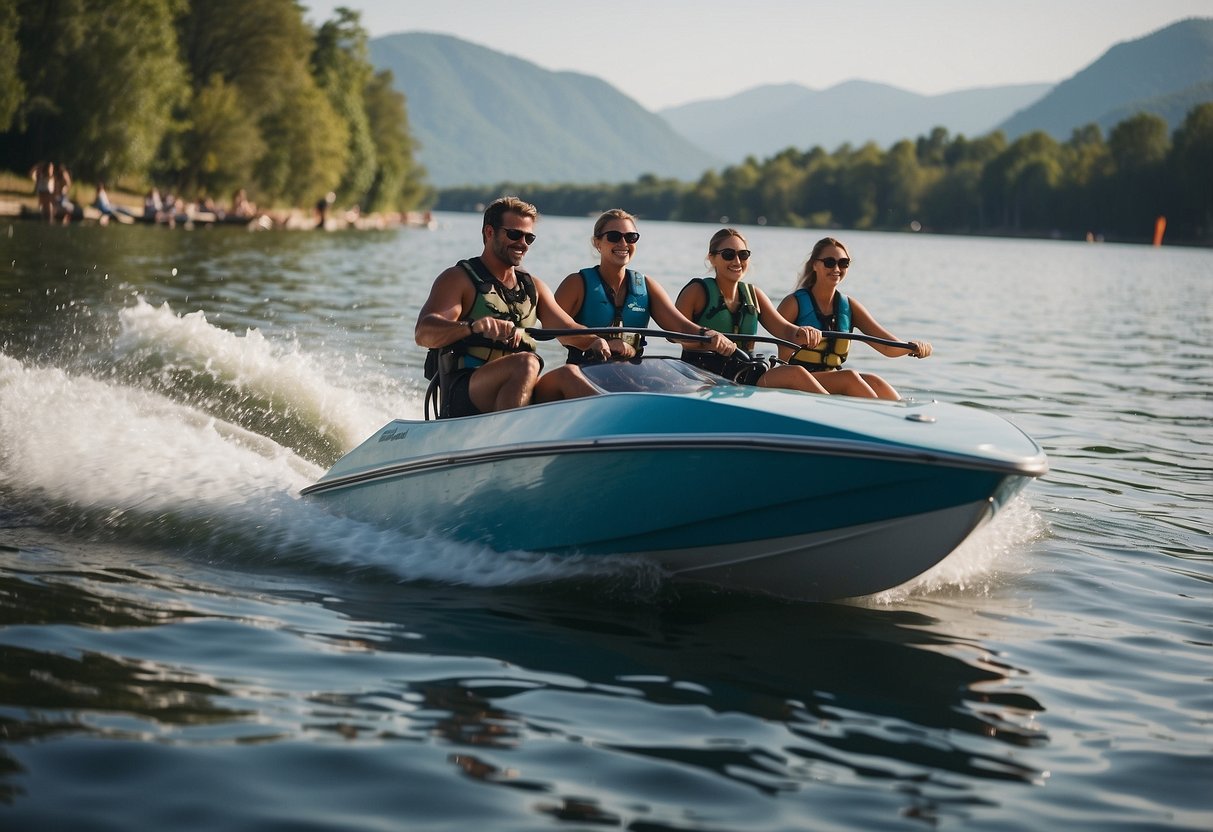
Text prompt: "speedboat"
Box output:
[[302, 337, 1048, 601]]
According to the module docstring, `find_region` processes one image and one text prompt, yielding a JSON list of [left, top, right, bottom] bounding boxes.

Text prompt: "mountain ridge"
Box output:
[[997, 17, 1213, 139], [368, 32, 720, 188], [370, 18, 1213, 187], [659, 80, 1051, 161]]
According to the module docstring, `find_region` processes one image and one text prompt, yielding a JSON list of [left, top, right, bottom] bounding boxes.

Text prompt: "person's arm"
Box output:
[[552, 271, 628, 358], [415, 267, 520, 349], [649, 278, 734, 355], [755, 287, 821, 349], [849, 297, 932, 358], [552, 272, 585, 320], [535, 278, 610, 359], [775, 294, 805, 362]]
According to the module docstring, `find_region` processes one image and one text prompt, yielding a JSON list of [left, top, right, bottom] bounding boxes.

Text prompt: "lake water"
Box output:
[[1, 213, 1210, 830]]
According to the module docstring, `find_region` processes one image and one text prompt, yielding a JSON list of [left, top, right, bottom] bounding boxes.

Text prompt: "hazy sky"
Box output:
[[301, 1, 1211, 110]]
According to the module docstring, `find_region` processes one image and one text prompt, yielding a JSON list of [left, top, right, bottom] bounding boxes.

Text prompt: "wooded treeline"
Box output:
[[0, 0, 429, 212], [438, 105, 1213, 244]]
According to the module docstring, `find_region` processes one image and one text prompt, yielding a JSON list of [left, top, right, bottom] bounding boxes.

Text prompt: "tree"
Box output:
[[1108, 113, 1170, 172], [880, 139, 928, 228], [0, 1, 23, 132], [1107, 113, 1170, 237], [9, 0, 187, 180], [363, 68, 428, 212], [916, 127, 950, 166], [256, 80, 348, 205], [982, 132, 1063, 230], [177, 0, 315, 123], [835, 142, 884, 229], [716, 157, 761, 224], [680, 169, 723, 223], [312, 9, 376, 205], [1168, 103, 1213, 241], [756, 151, 807, 227], [173, 74, 265, 197], [1058, 124, 1112, 236], [168, 0, 360, 205]]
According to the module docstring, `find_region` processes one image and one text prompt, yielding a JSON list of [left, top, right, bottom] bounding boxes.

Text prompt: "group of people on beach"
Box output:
[[417, 196, 932, 418], [27, 162, 261, 227]]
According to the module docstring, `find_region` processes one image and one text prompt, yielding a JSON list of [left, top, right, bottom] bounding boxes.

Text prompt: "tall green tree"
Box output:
[[173, 74, 266, 197], [9, 0, 186, 180], [835, 142, 884, 229], [362, 68, 428, 212], [257, 81, 348, 205], [880, 139, 928, 228], [1167, 103, 1213, 241], [1058, 124, 1113, 235], [312, 8, 376, 205], [1107, 113, 1170, 238], [0, 2, 23, 133], [172, 0, 348, 205], [982, 132, 1063, 230], [177, 0, 313, 122]]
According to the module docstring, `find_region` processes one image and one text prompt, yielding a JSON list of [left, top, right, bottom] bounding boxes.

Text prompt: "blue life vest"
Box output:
[[567, 266, 650, 363], [789, 288, 852, 369]]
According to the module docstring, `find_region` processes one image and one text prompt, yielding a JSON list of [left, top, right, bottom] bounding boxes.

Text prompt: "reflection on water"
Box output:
[[0, 542, 1050, 825]]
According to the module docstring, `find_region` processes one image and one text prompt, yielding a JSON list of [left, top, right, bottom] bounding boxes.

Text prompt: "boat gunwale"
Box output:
[[300, 431, 1048, 497]]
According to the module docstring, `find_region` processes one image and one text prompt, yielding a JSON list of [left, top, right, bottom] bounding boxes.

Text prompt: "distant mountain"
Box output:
[[371, 20, 1213, 188], [658, 81, 1051, 162], [368, 33, 720, 187], [998, 18, 1213, 139]]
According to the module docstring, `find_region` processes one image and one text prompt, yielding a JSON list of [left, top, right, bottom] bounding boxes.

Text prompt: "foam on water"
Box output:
[[115, 298, 411, 454], [865, 495, 1049, 604], [0, 353, 654, 591]]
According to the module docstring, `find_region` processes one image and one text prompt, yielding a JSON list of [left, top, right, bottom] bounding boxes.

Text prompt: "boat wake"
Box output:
[[0, 352, 660, 594], [114, 298, 409, 465]]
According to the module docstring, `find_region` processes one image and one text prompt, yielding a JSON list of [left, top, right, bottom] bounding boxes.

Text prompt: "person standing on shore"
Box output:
[[53, 163, 74, 223], [30, 161, 54, 222]]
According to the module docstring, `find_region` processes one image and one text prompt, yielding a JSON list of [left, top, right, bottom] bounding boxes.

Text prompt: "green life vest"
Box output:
[[688, 277, 759, 350], [449, 257, 539, 369]]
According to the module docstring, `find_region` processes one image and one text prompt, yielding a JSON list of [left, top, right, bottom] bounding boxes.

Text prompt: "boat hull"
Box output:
[[303, 382, 1045, 600]]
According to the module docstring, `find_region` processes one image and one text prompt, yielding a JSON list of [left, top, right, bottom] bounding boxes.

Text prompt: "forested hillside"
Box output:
[[1, 2, 428, 211], [438, 105, 1213, 244]]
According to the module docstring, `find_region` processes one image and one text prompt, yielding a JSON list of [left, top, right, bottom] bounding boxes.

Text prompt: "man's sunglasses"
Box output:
[[596, 230, 640, 244], [818, 257, 851, 270], [711, 248, 751, 261], [498, 227, 537, 245]]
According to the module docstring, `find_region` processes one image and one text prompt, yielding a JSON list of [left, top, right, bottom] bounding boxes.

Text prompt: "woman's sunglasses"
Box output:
[[499, 227, 537, 245], [818, 257, 851, 270], [711, 248, 751, 261], [596, 230, 640, 244]]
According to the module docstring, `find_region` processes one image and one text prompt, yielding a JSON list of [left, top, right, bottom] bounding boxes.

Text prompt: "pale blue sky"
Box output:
[[301, 1, 1212, 110]]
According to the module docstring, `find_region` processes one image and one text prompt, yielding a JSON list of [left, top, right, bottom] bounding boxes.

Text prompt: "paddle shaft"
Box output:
[[527, 327, 917, 354]]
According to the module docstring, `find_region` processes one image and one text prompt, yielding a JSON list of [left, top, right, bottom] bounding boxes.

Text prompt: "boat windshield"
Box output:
[[580, 357, 736, 394]]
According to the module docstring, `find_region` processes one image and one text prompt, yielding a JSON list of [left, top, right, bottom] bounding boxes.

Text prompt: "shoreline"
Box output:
[[0, 184, 435, 232]]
